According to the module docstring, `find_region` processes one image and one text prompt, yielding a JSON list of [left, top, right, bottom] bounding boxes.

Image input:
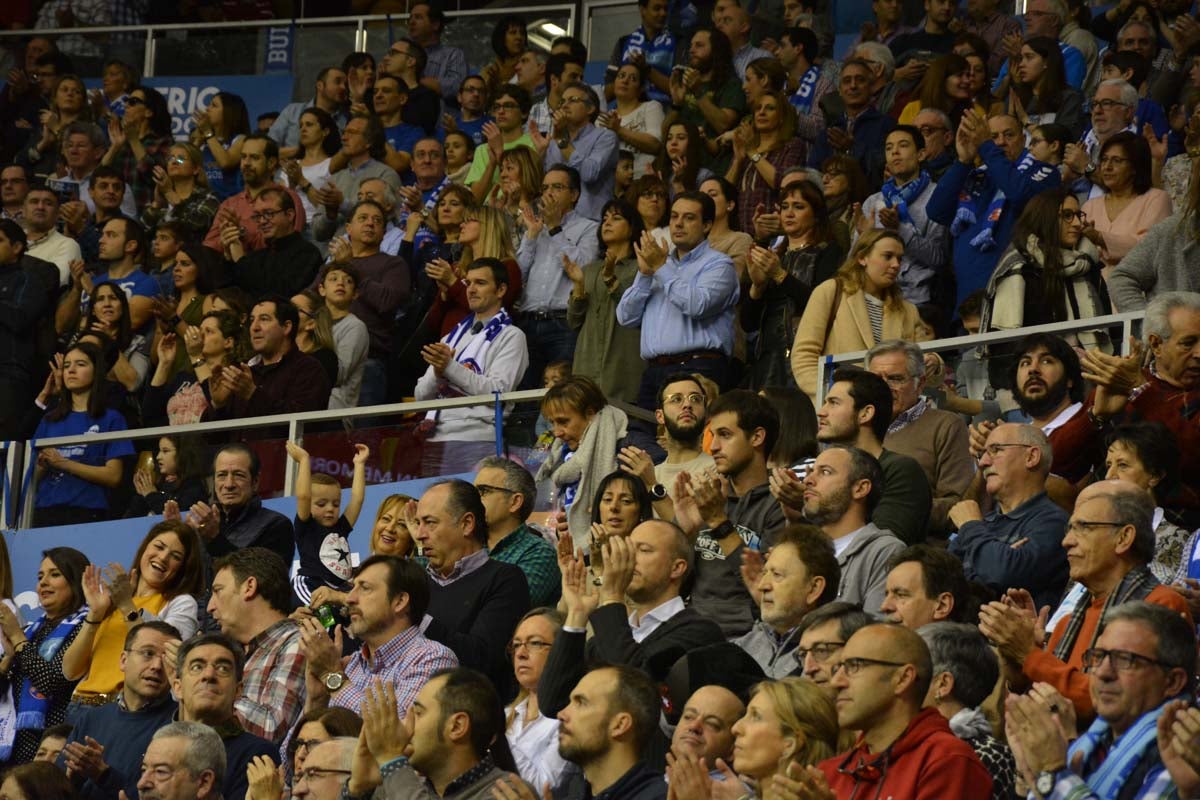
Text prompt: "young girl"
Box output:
[[285, 441, 370, 607]]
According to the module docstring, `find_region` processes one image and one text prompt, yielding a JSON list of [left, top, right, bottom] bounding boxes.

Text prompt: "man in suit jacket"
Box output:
[[538, 519, 724, 717]]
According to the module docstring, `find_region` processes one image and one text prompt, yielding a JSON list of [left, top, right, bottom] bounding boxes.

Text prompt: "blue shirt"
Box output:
[[516, 210, 599, 314], [34, 408, 135, 510], [384, 122, 433, 156], [544, 124, 619, 223], [606, 26, 676, 104], [454, 114, 491, 145], [615, 239, 740, 358]]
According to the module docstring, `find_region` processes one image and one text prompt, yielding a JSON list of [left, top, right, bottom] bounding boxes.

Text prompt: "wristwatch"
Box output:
[[125, 608, 141, 622], [1036, 768, 1061, 796], [650, 483, 668, 500], [750, 152, 763, 163], [322, 671, 348, 692]]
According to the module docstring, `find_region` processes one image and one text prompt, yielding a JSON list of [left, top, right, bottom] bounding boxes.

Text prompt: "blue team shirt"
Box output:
[[34, 408, 135, 511]]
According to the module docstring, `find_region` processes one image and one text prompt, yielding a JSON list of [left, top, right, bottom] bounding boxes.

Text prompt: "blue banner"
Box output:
[[5, 473, 463, 620], [85, 74, 297, 139], [262, 26, 296, 74]]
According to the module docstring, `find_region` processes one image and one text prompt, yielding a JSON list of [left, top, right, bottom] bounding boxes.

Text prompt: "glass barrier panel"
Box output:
[[586, 5, 641, 64], [362, 10, 574, 71], [152, 28, 262, 77]]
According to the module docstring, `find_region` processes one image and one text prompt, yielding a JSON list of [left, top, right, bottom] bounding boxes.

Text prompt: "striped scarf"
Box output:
[[1052, 565, 1158, 664]]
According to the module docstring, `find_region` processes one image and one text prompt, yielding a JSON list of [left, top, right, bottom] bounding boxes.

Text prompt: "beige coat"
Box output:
[[790, 277, 920, 400]]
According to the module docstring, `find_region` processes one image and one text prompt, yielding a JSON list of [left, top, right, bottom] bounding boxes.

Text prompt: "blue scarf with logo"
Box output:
[[790, 64, 822, 114], [880, 170, 931, 225], [1067, 698, 1170, 800], [13, 608, 88, 736], [951, 149, 1036, 252]]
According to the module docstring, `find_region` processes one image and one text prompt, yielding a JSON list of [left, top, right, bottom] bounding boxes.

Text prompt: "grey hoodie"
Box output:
[[834, 522, 905, 616]]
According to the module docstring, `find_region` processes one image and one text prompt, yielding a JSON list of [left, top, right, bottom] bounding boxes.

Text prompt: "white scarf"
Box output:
[[421, 308, 513, 427]]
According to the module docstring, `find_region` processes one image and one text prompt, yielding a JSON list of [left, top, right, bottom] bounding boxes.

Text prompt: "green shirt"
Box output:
[[465, 132, 536, 190], [487, 523, 561, 607]]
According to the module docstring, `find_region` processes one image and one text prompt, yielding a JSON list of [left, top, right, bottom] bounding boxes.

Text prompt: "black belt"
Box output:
[[648, 350, 726, 367], [518, 310, 568, 322]]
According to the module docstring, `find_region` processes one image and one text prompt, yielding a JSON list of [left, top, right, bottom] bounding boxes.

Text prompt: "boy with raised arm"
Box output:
[[285, 441, 369, 606]]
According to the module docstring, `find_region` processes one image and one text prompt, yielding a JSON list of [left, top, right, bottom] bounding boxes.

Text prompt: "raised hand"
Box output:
[[361, 680, 410, 765], [245, 754, 284, 800], [1158, 699, 1200, 797], [633, 230, 667, 276], [81, 564, 113, 620], [62, 736, 108, 781], [560, 549, 600, 625], [285, 441, 309, 464], [560, 253, 584, 285], [483, 121, 504, 161], [352, 443, 370, 465]]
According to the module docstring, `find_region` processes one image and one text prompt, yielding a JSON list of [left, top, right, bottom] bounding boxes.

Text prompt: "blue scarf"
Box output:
[[880, 170, 931, 225], [790, 64, 822, 114], [14, 608, 88, 735], [951, 149, 1036, 252], [621, 26, 675, 103], [1067, 698, 1169, 800], [1186, 532, 1200, 580]]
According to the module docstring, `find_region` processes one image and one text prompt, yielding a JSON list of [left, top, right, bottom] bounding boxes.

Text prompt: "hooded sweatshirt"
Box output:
[[820, 707, 993, 800]]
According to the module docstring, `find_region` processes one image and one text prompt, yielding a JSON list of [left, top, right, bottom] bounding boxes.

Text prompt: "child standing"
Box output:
[[285, 441, 369, 606], [316, 263, 370, 409]]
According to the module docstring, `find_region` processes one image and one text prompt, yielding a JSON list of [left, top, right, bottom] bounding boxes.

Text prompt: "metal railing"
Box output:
[[813, 310, 1146, 406], [14, 388, 547, 530]]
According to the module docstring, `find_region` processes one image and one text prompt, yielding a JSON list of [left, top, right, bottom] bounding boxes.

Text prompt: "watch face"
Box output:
[[1036, 772, 1055, 794], [323, 673, 344, 691]]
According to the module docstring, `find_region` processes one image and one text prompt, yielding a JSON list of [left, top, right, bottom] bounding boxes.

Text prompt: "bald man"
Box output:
[[669, 685, 744, 774], [948, 423, 1069, 611], [818, 624, 992, 798]]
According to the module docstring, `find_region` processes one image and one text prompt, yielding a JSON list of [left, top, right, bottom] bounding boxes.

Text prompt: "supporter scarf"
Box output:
[[790, 65, 822, 114], [951, 149, 1036, 252], [14, 608, 88, 733], [1067, 698, 1171, 800], [1187, 532, 1200, 580], [1051, 565, 1156, 664], [418, 309, 513, 432], [880, 170, 931, 226]]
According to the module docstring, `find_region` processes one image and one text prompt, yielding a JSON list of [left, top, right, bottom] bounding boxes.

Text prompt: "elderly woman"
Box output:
[[535, 376, 628, 550], [505, 608, 576, 793], [918, 622, 1017, 800]]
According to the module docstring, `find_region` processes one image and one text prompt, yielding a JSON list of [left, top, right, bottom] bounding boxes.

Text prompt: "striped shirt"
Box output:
[[331, 625, 458, 717], [865, 293, 884, 344]]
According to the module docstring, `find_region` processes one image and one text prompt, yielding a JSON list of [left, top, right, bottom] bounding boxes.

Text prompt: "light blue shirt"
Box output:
[[616, 239, 739, 358], [544, 123, 619, 223], [516, 210, 599, 314]]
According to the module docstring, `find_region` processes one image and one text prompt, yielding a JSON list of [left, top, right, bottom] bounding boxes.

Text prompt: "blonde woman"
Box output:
[[140, 142, 220, 239], [790, 229, 920, 400], [667, 677, 839, 800], [505, 608, 576, 794], [430, 205, 523, 336], [490, 146, 543, 241]]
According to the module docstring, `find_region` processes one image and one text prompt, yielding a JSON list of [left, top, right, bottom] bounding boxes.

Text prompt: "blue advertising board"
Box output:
[[5, 473, 463, 620], [84, 74, 296, 139]]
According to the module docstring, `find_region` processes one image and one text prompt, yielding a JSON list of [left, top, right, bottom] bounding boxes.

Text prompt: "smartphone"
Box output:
[[45, 177, 79, 205]]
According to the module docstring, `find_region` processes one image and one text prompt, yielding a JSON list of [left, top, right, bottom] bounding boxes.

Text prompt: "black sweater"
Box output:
[[424, 558, 530, 702]]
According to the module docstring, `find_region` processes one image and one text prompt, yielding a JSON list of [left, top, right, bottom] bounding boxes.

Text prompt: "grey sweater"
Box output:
[[1107, 212, 1200, 311], [835, 522, 906, 616]]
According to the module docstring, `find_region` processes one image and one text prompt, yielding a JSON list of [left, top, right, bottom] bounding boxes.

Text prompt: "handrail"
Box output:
[[813, 310, 1145, 406], [29, 388, 548, 448]]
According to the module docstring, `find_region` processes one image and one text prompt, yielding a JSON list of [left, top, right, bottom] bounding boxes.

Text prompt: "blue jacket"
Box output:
[[926, 141, 1061, 307]]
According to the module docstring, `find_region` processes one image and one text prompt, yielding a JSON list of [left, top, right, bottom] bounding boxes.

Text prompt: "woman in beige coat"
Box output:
[[790, 229, 920, 400]]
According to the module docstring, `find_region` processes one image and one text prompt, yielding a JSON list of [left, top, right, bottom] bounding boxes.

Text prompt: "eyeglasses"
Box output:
[[125, 647, 166, 662], [184, 659, 235, 677], [1099, 155, 1129, 167], [1091, 98, 1131, 110], [978, 443, 1034, 459], [561, 95, 588, 106], [251, 208, 284, 222], [830, 657, 906, 677], [794, 641, 844, 665], [169, 155, 188, 165], [476, 483, 515, 497], [491, 101, 520, 112], [294, 738, 326, 753], [125, 96, 146, 107], [506, 639, 553, 658], [1060, 209, 1087, 222], [1082, 647, 1170, 672], [876, 373, 917, 388], [295, 767, 353, 784], [1065, 519, 1125, 536], [663, 392, 705, 406]]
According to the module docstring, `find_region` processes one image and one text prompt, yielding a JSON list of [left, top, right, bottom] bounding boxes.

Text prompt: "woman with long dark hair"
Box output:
[[62, 521, 204, 711], [567, 199, 647, 404], [144, 309, 240, 426], [898, 53, 983, 127], [189, 91, 250, 199], [743, 181, 842, 390], [625, 174, 671, 247], [820, 153, 869, 254], [0, 546, 90, 765], [602, 62, 665, 177], [982, 188, 1109, 343], [1080, 130, 1173, 276], [71, 281, 150, 393], [281, 107, 342, 221], [100, 84, 174, 211], [32, 342, 134, 527], [1007, 36, 1085, 138], [481, 16, 528, 96], [658, 119, 712, 196]]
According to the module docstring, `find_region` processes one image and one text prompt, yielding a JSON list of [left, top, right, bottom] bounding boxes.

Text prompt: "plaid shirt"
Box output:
[[489, 523, 561, 607], [1044, 765, 1176, 799], [234, 618, 306, 744], [332, 625, 458, 717], [108, 134, 172, 213]]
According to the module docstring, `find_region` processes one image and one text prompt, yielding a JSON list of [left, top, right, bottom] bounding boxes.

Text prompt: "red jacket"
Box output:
[[819, 708, 992, 800]]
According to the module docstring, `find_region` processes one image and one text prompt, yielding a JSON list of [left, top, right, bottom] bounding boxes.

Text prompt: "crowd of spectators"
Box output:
[[1, 0, 1200, 798]]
